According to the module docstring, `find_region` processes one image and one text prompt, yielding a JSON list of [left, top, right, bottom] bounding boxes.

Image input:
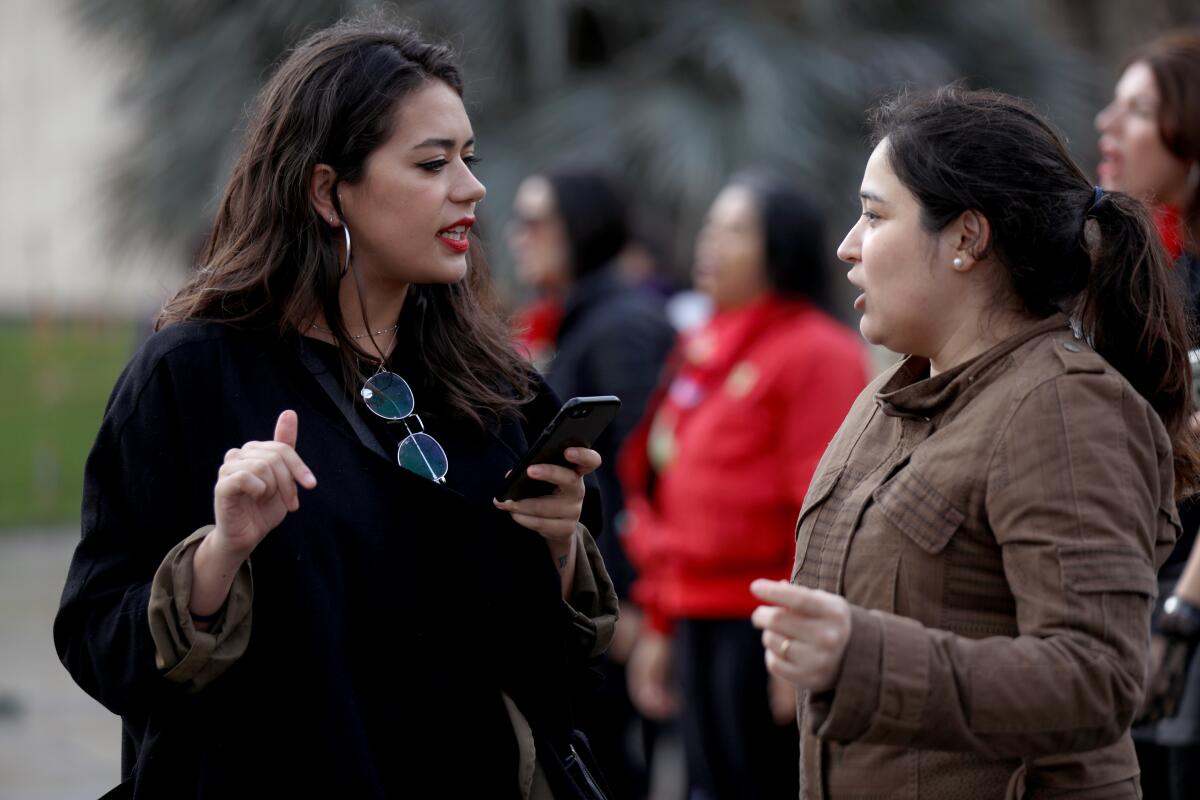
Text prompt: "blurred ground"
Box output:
[[0, 527, 119, 800]]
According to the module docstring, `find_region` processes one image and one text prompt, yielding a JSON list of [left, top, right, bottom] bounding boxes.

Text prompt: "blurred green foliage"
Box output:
[[74, 0, 1110, 291], [0, 321, 133, 529]]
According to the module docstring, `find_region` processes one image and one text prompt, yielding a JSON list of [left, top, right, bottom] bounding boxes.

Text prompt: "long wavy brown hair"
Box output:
[[157, 16, 534, 426]]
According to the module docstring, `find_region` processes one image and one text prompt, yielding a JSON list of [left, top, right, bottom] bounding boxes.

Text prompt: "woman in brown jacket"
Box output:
[[751, 87, 1199, 799]]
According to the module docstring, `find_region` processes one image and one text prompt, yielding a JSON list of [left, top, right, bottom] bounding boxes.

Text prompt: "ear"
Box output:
[[948, 209, 991, 271], [308, 164, 341, 227]]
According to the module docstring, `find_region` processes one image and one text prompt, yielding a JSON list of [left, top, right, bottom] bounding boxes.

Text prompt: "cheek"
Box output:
[[1126, 126, 1182, 188]]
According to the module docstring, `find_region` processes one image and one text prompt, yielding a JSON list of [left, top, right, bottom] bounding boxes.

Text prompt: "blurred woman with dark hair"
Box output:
[[53, 17, 617, 799], [752, 86, 1197, 799], [1097, 31, 1200, 800], [622, 172, 867, 800], [509, 168, 675, 799]]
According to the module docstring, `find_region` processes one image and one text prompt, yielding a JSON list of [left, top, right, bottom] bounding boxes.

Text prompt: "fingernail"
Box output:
[[527, 466, 542, 477], [564, 448, 578, 459]]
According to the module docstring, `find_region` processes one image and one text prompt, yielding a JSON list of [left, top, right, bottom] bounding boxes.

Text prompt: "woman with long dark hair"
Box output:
[[54, 17, 616, 799], [752, 87, 1197, 798], [1096, 31, 1200, 800]]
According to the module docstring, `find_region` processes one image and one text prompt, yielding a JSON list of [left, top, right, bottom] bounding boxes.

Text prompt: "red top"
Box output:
[[1154, 203, 1184, 262], [619, 295, 868, 632], [513, 297, 563, 369]]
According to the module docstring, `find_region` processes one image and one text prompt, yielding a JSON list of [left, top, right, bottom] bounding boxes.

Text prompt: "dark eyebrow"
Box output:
[[411, 137, 475, 150], [859, 191, 887, 204]]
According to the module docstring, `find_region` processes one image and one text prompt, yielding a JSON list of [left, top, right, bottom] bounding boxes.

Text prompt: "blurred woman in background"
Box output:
[[509, 168, 675, 799], [1097, 31, 1200, 800], [622, 172, 867, 800]]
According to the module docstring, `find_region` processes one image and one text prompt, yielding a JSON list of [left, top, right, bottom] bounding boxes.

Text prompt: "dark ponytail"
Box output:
[[873, 86, 1199, 495]]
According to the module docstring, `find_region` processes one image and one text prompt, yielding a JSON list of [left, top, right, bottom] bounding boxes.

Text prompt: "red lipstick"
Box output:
[[436, 217, 474, 254]]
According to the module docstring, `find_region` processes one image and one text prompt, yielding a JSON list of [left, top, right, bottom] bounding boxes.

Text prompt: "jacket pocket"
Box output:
[[792, 466, 843, 580], [1058, 544, 1158, 597], [872, 466, 965, 555]]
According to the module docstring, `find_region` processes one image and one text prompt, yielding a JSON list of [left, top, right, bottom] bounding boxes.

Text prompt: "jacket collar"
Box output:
[[876, 314, 1072, 418]]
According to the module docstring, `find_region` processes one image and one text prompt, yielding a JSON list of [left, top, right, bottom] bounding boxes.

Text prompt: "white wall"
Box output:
[[1, 0, 185, 319]]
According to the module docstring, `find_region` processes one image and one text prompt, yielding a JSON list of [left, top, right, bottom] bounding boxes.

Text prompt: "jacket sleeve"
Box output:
[[53, 338, 223, 714], [563, 523, 620, 660], [147, 525, 254, 692], [810, 370, 1170, 759]]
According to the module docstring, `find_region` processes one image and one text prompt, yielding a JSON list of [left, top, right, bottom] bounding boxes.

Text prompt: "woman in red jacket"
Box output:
[[622, 172, 867, 800]]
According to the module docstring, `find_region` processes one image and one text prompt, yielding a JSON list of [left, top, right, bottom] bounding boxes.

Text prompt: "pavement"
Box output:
[[0, 527, 119, 800]]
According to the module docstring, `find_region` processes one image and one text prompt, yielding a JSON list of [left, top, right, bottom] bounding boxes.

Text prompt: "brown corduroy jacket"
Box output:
[[793, 316, 1179, 799]]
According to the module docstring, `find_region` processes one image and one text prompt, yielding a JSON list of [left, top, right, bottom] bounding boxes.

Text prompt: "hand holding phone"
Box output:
[[495, 396, 621, 501]]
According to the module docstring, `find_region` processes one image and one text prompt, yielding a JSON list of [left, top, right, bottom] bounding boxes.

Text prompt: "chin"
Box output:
[[858, 316, 884, 347], [421, 259, 470, 285]]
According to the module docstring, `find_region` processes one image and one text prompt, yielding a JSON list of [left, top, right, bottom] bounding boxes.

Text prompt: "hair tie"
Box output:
[[1086, 185, 1106, 216]]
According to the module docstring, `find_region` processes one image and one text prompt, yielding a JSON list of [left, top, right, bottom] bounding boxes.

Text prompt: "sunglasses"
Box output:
[[360, 371, 449, 483]]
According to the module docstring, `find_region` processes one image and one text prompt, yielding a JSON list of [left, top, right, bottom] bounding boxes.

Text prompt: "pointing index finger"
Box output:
[[750, 579, 839, 618], [274, 409, 299, 448], [270, 411, 316, 489]]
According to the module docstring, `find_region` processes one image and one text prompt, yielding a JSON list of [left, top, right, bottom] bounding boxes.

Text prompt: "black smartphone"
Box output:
[[495, 396, 621, 501]]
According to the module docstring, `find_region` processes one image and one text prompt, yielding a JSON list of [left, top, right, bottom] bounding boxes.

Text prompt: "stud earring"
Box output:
[[953, 256, 964, 269]]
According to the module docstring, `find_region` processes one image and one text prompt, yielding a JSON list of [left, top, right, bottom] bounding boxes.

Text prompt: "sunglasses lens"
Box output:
[[361, 372, 414, 419], [398, 432, 449, 482]]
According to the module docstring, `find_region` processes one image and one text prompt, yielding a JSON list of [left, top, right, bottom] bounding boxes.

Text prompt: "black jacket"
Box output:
[[546, 267, 675, 599], [54, 321, 604, 798]]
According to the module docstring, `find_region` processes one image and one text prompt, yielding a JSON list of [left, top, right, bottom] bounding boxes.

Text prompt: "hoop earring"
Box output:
[[340, 223, 352, 278]]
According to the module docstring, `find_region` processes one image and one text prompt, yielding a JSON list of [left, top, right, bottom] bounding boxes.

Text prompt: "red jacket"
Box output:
[[619, 295, 867, 632]]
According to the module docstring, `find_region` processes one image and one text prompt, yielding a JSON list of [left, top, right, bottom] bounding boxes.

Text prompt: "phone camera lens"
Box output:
[[570, 407, 591, 418]]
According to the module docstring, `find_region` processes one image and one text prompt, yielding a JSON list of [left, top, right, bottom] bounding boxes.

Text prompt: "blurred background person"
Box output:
[[1097, 30, 1200, 800], [621, 172, 867, 800], [509, 167, 676, 799]]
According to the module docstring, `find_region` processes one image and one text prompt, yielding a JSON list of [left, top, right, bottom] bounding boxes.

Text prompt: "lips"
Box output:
[[436, 217, 474, 254], [1097, 143, 1122, 182]]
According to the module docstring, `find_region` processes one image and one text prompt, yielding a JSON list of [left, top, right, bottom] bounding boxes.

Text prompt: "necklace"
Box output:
[[310, 321, 399, 340]]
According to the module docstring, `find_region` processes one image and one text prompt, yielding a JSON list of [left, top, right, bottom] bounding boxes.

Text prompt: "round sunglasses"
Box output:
[[359, 371, 449, 483]]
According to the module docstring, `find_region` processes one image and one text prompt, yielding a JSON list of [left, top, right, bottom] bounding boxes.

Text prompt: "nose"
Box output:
[[836, 221, 861, 265], [1095, 102, 1117, 134], [452, 162, 487, 205]]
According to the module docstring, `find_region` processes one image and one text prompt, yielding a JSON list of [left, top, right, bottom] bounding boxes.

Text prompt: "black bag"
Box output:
[[536, 729, 613, 800]]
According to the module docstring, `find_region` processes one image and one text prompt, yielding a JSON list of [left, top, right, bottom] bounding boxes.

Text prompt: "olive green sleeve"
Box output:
[[565, 523, 619, 660], [147, 525, 254, 692]]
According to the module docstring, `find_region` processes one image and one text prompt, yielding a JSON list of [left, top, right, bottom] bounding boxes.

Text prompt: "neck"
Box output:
[[928, 308, 1040, 376], [338, 271, 410, 335], [308, 272, 409, 360]]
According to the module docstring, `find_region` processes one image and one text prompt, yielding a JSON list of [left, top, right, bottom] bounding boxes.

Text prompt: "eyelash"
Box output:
[[861, 210, 879, 221], [418, 155, 481, 173]]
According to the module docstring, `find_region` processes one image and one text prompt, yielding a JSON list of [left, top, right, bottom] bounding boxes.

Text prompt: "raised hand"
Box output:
[[190, 411, 316, 624], [211, 410, 317, 558], [750, 579, 852, 694]]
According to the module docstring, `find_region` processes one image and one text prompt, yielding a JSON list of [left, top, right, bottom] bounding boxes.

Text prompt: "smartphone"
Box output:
[[495, 396, 621, 501]]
